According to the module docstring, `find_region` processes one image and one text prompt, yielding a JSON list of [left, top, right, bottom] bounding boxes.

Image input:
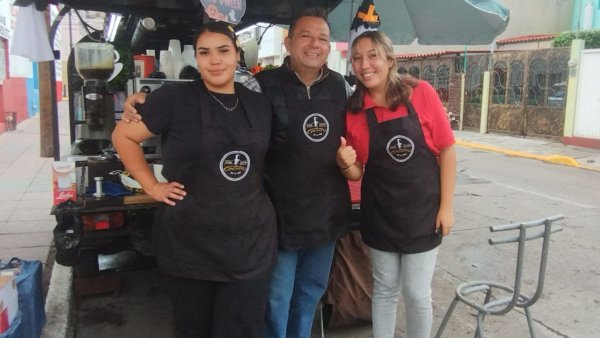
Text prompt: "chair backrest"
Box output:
[[487, 214, 563, 312]]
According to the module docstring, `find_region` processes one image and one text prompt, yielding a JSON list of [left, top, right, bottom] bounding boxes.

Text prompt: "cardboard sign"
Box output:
[[0, 275, 18, 333], [52, 161, 77, 205], [200, 0, 246, 24]]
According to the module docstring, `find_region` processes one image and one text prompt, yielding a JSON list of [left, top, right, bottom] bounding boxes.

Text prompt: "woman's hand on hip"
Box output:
[[121, 92, 148, 123], [147, 181, 186, 206]]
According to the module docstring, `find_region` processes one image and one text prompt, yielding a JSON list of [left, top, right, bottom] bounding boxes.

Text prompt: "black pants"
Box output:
[[167, 272, 272, 338]]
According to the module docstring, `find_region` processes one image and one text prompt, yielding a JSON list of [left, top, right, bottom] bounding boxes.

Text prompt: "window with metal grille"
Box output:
[[508, 61, 524, 105], [422, 66, 435, 86], [436, 65, 449, 102], [492, 61, 507, 104], [546, 58, 568, 107], [466, 63, 483, 104], [409, 66, 420, 78], [527, 58, 547, 106]]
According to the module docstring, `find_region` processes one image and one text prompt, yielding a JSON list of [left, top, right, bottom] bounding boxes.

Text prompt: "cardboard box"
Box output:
[[53, 161, 77, 205], [0, 307, 8, 333], [0, 275, 18, 333]]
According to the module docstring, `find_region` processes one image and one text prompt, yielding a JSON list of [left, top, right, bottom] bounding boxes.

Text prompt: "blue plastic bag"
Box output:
[[0, 258, 45, 338]]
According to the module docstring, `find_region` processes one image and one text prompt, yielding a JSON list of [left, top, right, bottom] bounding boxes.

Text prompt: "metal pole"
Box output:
[[68, 10, 73, 50], [460, 45, 468, 131], [463, 45, 468, 73], [48, 5, 71, 160], [488, 40, 496, 71], [345, 0, 356, 76]]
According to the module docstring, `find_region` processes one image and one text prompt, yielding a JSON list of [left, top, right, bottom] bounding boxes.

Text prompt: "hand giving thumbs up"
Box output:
[[337, 137, 357, 170]]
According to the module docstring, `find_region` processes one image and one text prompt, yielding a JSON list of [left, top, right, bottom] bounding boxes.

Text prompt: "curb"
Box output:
[[455, 139, 598, 171], [41, 263, 74, 338]]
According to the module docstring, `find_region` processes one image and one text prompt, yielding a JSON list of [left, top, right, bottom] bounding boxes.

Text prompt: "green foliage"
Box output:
[[108, 43, 133, 92], [263, 64, 277, 70], [552, 30, 600, 49]]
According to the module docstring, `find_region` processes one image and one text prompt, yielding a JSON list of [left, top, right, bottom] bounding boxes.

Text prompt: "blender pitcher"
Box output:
[[74, 42, 116, 80]]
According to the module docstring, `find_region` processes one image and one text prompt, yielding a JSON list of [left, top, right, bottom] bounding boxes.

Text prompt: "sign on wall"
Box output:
[[0, 0, 11, 39], [200, 0, 246, 25], [0, 41, 5, 84]]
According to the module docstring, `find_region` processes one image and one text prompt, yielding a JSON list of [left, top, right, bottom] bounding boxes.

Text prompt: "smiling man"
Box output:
[[254, 8, 352, 338]]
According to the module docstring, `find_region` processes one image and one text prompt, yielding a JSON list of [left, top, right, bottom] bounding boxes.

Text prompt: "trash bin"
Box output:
[[4, 112, 16, 131]]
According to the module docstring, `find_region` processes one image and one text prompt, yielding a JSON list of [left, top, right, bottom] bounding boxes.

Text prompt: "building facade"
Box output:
[[1, 3, 65, 132]]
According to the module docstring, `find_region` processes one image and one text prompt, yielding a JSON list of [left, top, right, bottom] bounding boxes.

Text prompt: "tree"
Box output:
[[552, 30, 600, 49]]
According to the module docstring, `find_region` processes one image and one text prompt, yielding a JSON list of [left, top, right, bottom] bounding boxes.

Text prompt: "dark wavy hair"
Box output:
[[347, 31, 417, 113], [288, 7, 330, 38], [193, 21, 240, 53]]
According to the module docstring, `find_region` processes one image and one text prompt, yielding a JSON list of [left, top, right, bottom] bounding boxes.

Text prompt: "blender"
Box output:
[[72, 42, 116, 155]]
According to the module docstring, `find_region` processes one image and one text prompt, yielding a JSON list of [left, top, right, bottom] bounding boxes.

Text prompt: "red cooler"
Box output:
[[133, 55, 155, 78]]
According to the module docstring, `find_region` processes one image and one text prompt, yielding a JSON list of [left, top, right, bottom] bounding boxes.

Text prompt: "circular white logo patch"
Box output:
[[386, 136, 414, 162], [303, 113, 329, 142], [219, 151, 250, 181]]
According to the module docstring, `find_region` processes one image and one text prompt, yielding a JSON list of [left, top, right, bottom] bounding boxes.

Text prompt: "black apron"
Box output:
[[360, 102, 442, 253], [268, 77, 350, 248], [157, 82, 277, 281]]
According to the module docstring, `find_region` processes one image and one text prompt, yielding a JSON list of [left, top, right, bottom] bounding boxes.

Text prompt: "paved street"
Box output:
[[433, 145, 600, 338]]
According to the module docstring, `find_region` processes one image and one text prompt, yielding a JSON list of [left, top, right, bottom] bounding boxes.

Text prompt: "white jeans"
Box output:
[[370, 246, 439, 338]]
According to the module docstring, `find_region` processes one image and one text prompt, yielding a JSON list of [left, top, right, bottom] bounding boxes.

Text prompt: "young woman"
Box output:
[[336, 31, 456, 338], [112, 21, 277, 338]]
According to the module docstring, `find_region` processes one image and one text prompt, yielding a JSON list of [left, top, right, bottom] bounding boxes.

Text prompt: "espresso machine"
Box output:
[[72, 42, 116, 155]]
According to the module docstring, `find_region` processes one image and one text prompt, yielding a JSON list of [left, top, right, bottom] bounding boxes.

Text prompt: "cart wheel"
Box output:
[[321, 302, 333, 329], [451, 120, 459, 130], [75, 248, 99, 278]]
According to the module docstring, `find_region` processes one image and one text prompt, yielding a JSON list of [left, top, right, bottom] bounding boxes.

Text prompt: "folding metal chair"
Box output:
[[435, 215, 564, 338]]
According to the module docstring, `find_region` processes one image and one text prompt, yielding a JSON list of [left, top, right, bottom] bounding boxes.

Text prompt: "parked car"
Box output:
[[547, 81, 566, 106]]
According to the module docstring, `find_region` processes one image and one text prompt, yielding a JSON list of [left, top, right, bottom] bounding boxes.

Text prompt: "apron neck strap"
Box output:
[[364, 99, 418, 128], [365, 107, 378, 129], [235, 83, 259, 129], [406, 101, 417, 116]]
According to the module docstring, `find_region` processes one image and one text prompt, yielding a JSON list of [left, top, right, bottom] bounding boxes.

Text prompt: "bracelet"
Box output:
[[341, 163, 354, 170]]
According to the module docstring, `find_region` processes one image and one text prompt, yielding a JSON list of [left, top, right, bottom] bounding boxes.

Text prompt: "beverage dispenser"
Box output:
[[72, 42, 116, 155]]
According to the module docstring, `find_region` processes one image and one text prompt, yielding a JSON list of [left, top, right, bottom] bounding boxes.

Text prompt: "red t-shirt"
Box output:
[[345, 80, 455, 164]]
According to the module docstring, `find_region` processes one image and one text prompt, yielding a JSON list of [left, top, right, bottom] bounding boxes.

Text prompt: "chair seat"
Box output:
[[456, 280, 531, 315]]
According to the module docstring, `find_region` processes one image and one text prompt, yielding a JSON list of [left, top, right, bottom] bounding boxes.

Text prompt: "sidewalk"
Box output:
[[454, 130, 600, 171], [0, 101, 70, 264], [1, 108, 599, 337], [0, 101, 72, 337]]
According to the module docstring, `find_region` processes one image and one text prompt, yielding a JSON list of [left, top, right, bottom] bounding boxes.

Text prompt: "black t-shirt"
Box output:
[[139, 81, 249, 182], [206, 90, 250, 127], [140, 84, 247, 131]]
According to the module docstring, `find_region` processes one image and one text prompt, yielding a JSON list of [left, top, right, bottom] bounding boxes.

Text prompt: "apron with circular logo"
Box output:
[[157, 83, 276, 281], [360, 102, 442, 253], [265, 78, 350, 248]]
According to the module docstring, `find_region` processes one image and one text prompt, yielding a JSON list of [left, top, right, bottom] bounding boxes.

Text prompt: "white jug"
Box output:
[[168, 39, 182, 62], [173, 60, 184, 79], [159, 50, 174, 79], [182, 44, 196, 69]]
